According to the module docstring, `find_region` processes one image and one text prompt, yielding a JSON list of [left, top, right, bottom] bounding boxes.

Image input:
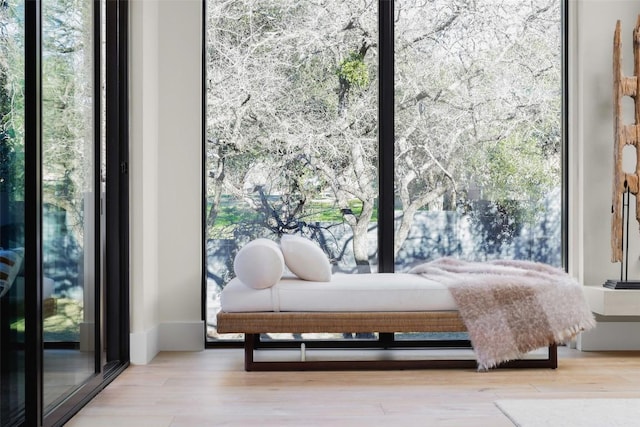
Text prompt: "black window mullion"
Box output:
[[24, 0, 43, 425], [93, 0, 103, 373], [378, 0, 395, 273], [116, 0, 130, 363], [105, 0, 129, 364], [561, 0, 569, 271], [201, 0, 208, 328]]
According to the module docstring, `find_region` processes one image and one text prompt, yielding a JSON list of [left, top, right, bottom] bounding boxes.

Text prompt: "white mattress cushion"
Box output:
[[220, 273, 457, 312]]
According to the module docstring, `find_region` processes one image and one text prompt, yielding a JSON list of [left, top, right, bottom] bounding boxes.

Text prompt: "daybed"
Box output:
[[216, 236, 595, 371]]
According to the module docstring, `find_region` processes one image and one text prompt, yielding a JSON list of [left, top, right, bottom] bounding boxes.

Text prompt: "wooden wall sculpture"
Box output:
[[611, 16, 640, 263]]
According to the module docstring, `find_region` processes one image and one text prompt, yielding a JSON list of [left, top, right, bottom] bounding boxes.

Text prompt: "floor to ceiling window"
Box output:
[[41, 0, 97, 412], [204, 0, 565, 341], [392, 0, 563, 269], [0, 1, 26, 423], [0, 1, 129, 425]]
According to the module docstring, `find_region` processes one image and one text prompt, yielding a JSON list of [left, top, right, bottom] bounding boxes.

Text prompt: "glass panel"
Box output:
[[393, 0, 562, 270], [0, 1, 26, 424], [205, 0, 378, 340], [42, 0, 96, 410]]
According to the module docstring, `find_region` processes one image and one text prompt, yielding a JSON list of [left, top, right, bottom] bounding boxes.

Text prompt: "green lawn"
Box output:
[[209, 197, 378, 230], [11, 298, 82, 342]]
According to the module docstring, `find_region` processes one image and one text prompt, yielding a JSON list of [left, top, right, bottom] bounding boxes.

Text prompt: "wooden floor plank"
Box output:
[[65, 347, 640, 427]]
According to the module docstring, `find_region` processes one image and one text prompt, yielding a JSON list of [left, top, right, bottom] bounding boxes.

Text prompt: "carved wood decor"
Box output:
[[611, 16, 640, 262]]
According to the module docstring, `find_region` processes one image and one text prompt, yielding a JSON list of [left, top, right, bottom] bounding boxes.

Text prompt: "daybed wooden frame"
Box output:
[[216, 311, 558, 371]]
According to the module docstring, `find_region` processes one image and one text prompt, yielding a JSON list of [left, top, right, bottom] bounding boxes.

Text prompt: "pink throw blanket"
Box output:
[[410, 258, 596, 370]]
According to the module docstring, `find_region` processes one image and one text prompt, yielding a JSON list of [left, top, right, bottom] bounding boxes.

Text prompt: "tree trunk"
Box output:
[[352, 200, 374, 270], [394, 189, 447, 258]]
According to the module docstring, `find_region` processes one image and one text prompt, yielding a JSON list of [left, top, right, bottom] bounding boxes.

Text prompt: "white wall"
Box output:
[[129, 0, 161, 364], [571, 0, 640, 286], [129, 0, 203, 364], [571, 0, 640, 349], [156, 0, 204, 351], [128, 0, 640, 362]]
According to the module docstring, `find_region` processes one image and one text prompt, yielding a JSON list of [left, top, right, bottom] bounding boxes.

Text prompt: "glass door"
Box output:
[[0, 1, 26, 425], [0, 0, 128, 424], [41, 0, 99, 411]]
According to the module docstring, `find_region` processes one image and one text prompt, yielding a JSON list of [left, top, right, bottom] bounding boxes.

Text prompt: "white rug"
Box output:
[[495, 399, 640, 427]]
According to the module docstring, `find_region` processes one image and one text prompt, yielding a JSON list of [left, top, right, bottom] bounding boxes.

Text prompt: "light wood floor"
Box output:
[[66, 347, 640, 427]]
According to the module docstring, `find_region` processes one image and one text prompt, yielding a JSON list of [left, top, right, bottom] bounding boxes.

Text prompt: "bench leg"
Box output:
[[550, 343, 558, 368], [496, 344, 557, 369], [244, 333, 259, 371], [241, 335, 558, 371]]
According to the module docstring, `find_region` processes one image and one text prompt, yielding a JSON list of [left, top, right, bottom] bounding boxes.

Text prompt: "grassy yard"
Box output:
[[209, 196, 378, 230], [11, 298, 82, 342]]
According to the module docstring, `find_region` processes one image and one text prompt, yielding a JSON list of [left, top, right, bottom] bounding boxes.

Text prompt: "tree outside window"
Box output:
[[205, 0, 562, 339]]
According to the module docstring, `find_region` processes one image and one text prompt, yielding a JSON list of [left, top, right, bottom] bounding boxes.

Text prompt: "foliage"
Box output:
[[0, 0, 25, 199], [40, 0, 94, 247], [337, 52, 369, 89], [0, 0, 94, 295], [472, 133, 558, 206], [205, 0, 563, 272]]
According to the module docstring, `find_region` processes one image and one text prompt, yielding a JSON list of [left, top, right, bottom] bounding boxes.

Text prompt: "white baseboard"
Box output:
[[577, 320, 640, 350], [129, 321, 204, 364], [159, 320, 205, 352], [130, 325, 160, 365]]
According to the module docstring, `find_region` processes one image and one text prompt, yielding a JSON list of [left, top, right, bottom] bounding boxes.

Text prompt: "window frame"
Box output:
[[202, 0, 569, 346], [21, 1, 130, 425]]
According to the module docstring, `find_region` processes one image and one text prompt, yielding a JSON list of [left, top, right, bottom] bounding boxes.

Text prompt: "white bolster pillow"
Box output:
[[280, 234, 332, 282], [233, 238, 284, 289]]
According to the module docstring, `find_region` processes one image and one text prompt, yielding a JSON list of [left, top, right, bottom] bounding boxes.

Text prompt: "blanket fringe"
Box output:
[[477, 320, 597, 371], [553, 320, 597, 343]]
